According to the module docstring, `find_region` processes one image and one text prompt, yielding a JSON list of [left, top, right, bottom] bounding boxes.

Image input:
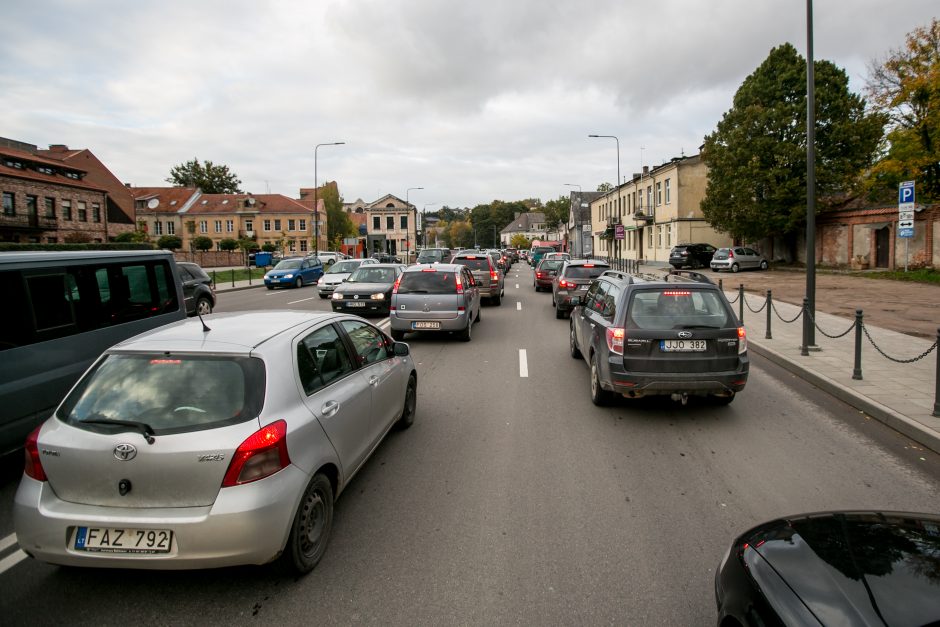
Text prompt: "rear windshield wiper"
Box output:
[[80, 417, 156, 444]]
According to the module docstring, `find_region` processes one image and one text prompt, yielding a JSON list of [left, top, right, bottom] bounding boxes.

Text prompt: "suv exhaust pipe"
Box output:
[[670, 393, 689, 405]]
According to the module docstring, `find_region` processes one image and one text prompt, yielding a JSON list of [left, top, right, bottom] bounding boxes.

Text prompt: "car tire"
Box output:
[[555, 303, 565, 319], [569, 321, 581, 359], [195, 296, 212, 316], [731, 263, 740, 273], [459, 318, 472, 342], [266, 285, 274, 290], [759, 260, 769, 270], [395, 374, 417, 430], [492, 293, 501, 306], [391, 329, 405, 341], [475, 307, 481, 322], [295, 277, 304, 288], [590, 354, 613, 406], [710, 393, 735, 405], [318, 293, 328, 299], [282, 473, 333, 575]]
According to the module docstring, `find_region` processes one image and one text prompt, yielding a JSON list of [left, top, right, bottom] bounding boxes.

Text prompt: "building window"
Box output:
[[77, 201, 87, 221], [226, 219, 233, 232], [299, 219, 306, 231], [300, 240, 308, 252], [656, 182, 662, 206], [400, 215, 408, 230], [91, 202, 101, 222], [665, 179, 671, 204], [373, 216, 381, 231], [666, 223, 672, 247], [214, 220, 222, 233], [4, 192, 17, 215], [657, 225, 663, 248], [245, 219, 253, 232], [648, 227, 653, 247], [154, 221, 163, 235], [386, 216, 394, 230], [274, 219, 282, 231], [167, 222, 175, 235], [263, 220, 271, 232], [199, 220, 208, 233], [288, 240, 296, 252], [44, 197, 55, 218], [646, 186, 652, 211], [62, 200, 71, 220], [26, 195, 38, 215], [287, 219, 295, 231]]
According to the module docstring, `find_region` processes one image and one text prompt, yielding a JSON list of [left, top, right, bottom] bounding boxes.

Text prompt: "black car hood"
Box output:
[[334, 281, 392, 295], [745, 511, 940, 626]]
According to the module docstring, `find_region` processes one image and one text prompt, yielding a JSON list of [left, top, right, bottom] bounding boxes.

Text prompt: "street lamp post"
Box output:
[[314, 141, 345, 256], [589, 134, 621, 263], [406, 187, 423, 260], [564, 183, 581, 257]]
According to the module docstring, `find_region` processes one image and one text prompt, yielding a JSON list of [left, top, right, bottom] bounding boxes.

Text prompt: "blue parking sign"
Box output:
[[899, 181, 915, 210]]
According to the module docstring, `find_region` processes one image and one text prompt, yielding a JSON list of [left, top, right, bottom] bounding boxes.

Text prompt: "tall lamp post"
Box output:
[[405, 187, 423, 259], [588, 134, 621, 263], [314, 141, 345, 256], [564, 183, 581, 257]]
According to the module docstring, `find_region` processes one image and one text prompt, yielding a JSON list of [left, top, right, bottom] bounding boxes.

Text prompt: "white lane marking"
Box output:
[[516, 302, 521, 311], [377, 319, 390, 330], [287, 297, 316, 304], [519, 349, 528, 377], [0, 550, 27, 574], [0, 534, 17, 552], [515, 283, 519, 289]]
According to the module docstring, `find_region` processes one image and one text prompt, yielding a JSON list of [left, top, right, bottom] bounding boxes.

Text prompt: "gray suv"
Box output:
[[452, 251, 503, 305], [389, 264, 481, 342]]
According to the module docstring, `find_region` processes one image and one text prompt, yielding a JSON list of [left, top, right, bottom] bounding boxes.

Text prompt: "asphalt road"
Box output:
[[1, 265, 938, 625]]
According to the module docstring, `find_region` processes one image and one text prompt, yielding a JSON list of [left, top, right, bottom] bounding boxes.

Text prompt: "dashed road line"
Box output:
[[0, 534, 17, 552], [0, 550, 28, 574], [516, 302, 521, 311], [519, 349, 528, 377], [287, 297, 317, 304]]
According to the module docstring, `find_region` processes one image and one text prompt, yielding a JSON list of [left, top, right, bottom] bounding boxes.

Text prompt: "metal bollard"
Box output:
[[719, 278, 723, 292], [800, 298, 810, 356], [933, 328, 940, 417], [211, 270, 216, 288], [853, 310, 863, 380], [738, 284, 745, 324], [230, 269, 235, 287], [765, 290, 772, 339]]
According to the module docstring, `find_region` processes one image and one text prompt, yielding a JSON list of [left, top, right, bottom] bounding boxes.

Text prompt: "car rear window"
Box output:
[[713, 249, 730, 259], [417, 251, 443, 262], [397, 270, 457, 294], [539, 260, 564, 271], [626, 289, 733, 330], [57, 354, 266, 433], [454, 257, 490, 271], [563, 265, 609, 279]]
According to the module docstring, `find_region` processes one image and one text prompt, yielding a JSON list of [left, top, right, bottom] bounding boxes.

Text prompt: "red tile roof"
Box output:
[[183, 194, 314, 215], [0, 146, 107, 193], [131, 187, 200, 213]]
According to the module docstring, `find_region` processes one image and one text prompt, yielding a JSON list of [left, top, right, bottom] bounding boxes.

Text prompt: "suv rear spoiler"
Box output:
[[665, 270, 715, 285]]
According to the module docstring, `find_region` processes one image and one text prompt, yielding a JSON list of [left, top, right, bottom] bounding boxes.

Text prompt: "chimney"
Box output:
[[642, 166, 649, 176], [48, 144, 69, 153]]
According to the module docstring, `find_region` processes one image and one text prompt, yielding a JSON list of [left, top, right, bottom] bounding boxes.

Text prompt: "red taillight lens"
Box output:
[[24, 425, 47, 482], [490, 270, 498, 282], [662, 290, 691, 296], [456, 274, 464, 295], [606, 327, 625, 355], [222, 420, 290, 487], [728, 250, 735, 258], [737, 326, 747, 354], [536, 272, 543, 278], [392, 275, 402, 294]]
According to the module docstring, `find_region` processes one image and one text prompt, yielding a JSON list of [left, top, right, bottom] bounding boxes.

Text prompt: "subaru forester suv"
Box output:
[[568, 270, 748, 406]]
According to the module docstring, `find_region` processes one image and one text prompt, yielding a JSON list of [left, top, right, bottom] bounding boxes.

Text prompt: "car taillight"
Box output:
[[559, 279, 574, 289], [606, 327, 625, 355], [456, 274, 464, 295], [490, 270, 498, 282], [222, 420, 290, 487], [536, 272, 543, 278], [728, 250, 735, 258], [737, 326, 747, 354], [24, 425, 47, 482], [392, 275, 402, 294]]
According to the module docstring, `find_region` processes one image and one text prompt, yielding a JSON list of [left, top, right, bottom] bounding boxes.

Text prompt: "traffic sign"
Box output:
[[614, 224, 625, 240], [899, 180, 915, 211], [899, 228, 914, 238], [899, 210, 914, 221], [899, 219, 914, 229]]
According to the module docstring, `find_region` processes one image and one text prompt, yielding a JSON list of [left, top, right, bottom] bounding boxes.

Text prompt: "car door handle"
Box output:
[[321, 401, 340, 417], [369, 376, 379, 386]]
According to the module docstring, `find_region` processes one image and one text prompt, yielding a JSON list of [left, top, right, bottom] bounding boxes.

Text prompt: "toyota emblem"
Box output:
[[113, 443, 137, 461], [677, 331, 693, 339]]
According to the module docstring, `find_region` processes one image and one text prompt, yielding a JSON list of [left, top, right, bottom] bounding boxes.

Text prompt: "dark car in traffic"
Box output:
[[176, 261, 216, 316], [568, 269, 748, 405], [551, 259, 610, 319], [715, 510, 940, 626], [330, 263, 405, 316], [668, 243, 717, 269], [534, 258, 564, 291]]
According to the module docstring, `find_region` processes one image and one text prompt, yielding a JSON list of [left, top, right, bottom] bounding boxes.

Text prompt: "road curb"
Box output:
[[748, 339, 940, 456], [213, 283, 266, 293]]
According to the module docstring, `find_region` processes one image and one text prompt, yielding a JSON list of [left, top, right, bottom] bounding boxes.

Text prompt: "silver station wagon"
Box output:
[[14, 311, 417, 573], [389, 263, 480, 342]]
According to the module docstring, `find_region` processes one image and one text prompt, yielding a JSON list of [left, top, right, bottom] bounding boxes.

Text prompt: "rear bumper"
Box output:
[[606, 357, 749, 397], [389, 311, 468, 333], [13, 465, 309, 570]]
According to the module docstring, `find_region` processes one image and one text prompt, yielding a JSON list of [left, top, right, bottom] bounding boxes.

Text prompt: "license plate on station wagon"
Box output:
[[413, 321, 441, 330], [660, 339, 707, 352], [72, 526, 173, 554]]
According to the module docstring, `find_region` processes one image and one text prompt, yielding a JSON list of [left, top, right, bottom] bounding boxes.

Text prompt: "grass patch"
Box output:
[[855, 267, 940, 284], [208, 267, 268, 286]]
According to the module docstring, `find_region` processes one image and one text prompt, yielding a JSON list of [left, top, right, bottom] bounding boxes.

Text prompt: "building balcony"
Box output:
[[0, 214, 58, 232], [633, 210, 654, 223]]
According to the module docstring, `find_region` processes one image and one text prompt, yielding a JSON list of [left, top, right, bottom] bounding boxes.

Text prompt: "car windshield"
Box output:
[[328, 260, 361, 274], [274, 259, 302, 270], [397, 270, 457, 294], [563, 265, 608, 279], [626, 289, 733, 330], [57, 354, 266, 433], [348, 267, 396, 283], [455, 258, 490, 271]]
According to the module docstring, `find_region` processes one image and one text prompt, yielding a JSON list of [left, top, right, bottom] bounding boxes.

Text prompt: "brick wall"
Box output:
[[0, 175, 108, 243]]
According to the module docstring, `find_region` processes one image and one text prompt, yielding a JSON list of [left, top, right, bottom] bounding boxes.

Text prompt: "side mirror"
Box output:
[[393, 342, 410, 357], [570, 296, 581, 307]]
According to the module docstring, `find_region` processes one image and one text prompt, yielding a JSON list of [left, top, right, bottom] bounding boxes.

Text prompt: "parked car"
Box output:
[[389, 263, 481, 342], [568, 269, 748, 405], [715, 510, 940, 626], [331, 264, 405, 316], [534, 258, 565, 291], [264, 257, 324, 289], [14, 310, 417, 574], [316, 252, 347, 267], [551, 259, 611, 319], [710, 247, 769, 273], [317, 258, 377, 298], [371, 252, 401, 264], [668, 243, 717, 269], [176, 261, 216, 316], [452, 251, 504, 305]]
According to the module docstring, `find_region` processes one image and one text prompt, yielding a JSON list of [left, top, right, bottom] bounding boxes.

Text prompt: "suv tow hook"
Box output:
[[670, 393, 689, 406]]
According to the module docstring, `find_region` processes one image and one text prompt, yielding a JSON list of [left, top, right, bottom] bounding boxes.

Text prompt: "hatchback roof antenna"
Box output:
[[197, 311, 211, 333]]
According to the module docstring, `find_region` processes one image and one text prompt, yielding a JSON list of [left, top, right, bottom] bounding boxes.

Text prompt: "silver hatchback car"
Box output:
[[389, 264, 481, 342], [14, 311, 417, 573], [710, 247, 768, 273]]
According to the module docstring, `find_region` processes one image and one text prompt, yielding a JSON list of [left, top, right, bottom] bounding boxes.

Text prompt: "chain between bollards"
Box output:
[[765, 290, 772, 339], [852, 310, 863, 380]]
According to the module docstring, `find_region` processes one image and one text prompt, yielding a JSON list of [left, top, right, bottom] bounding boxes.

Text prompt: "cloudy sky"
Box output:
[[2, 1, 936, 209]]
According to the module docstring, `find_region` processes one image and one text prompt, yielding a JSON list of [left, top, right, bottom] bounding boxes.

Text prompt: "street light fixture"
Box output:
[[405, 187, 423, 259], [589, 134, 621, 263], [314, 142, 345, 256], [564, 183, 582, 257]]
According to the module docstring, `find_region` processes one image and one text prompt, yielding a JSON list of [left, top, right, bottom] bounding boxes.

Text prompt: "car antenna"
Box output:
[[197, 311, 211, 333]]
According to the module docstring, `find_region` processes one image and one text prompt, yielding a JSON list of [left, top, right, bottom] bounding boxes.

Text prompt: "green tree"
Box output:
[[192, 236, 213, 251], [542, 195, 570, 231], [510, 234, 532, 249], [166, 158, 243, 193], [114, 230, 150, 243], [701, 43, 883, 245], [219, 238, 239, 252], [261, 242, 277, 253], [157, 235, 183, 250], [866, 18, 940, 200], [321, 182, 354, 247]]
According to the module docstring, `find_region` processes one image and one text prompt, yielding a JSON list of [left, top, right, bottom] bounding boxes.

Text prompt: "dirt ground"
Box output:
[[711, 268, 940, 340]]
